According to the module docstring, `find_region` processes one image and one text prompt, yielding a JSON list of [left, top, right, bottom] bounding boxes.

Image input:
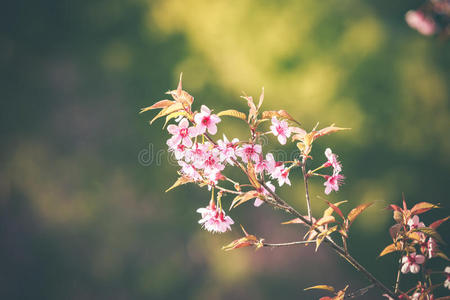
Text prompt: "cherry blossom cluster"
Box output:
[[380, 200, 450, 299], [142, 74, 448, 299], [144, 76, 347, 234]]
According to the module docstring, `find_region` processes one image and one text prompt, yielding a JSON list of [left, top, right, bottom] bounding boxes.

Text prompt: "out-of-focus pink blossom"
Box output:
[[401, 253, 425, 274], [236, 144, 262, 163], [270, 117, 291, 145], [194, 105, 221, 135], [167, 118, 197, 148], [254, 181, 276, 207], [408, 215, 425, 230], [197, 203, 234, 233], [323, 148, 342, 173], [405, 10, 437, 36], [323, 174, 344, 195]]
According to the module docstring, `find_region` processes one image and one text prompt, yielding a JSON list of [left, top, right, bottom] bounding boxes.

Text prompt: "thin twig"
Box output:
[[204, 132, 397, 299], [215, 185, 243, 195], [301, 157, 312, 220], [344, 284, 376, 299], [263, 240, 317, 247], [258, 181, 397, 299]]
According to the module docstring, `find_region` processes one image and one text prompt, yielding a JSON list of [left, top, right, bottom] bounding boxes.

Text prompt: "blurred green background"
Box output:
[[1, 0, 449, 299]]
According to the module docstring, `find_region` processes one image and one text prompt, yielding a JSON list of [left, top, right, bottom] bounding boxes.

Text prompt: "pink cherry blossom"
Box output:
[[236, 144, 262, 163], [405, 10, 436, 36], [194, 105, 221, 135], [217, 135, 239, 165], [254, 181, 276, 207], [401, 253, 425, 274], [323, 174, 345, 195], [168, 143, 187, 160], [178, 161, 202, 181], [323, 148, 342, 174], [185, 142, 209, 165], [264, 153, 280, 174], [270, 117, 291, 145], [201, 150, 225, 174], [271, 166, 291, 186], [408, 215, 425, 230], [167, 118, 197, 148], [197, 203, 234, 233], [444, 266, 450, 290]]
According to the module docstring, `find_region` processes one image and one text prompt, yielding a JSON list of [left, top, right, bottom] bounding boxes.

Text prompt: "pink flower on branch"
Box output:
[[197, 202, 234, 233], [167, 118, 197, 148], [323, 148, 342, 174], [323, 174, 344, 195], [271, 165, 291, 186], [407, 215, 425, 230], [270, 117, 291, 145], [401, 253, 425, 274], [217, 135, 239, 165], [194, 105, 221, 135], [254, 181, 276, 207], [236, 143, 262, 163]]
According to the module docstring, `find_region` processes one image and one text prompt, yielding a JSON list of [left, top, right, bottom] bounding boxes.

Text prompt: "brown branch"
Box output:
[[258, 181, 397, 299], [301, 156, 312, 220], [204, 132, 397, 299]]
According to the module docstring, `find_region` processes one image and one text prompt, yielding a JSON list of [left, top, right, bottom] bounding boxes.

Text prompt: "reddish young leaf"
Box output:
[[323, 201, 347, 218], [410, 202, 439, 215], [261, 110, 300, 125], [389, 224, 402, 240], [222, 226, 261, 251], [246, 162, 261, 189], [325, 201, 345, 220], [281, 218, 303, 225], [140, 99, 175, 113], [150, 102, 185, 124], [387, 204, 402, 212], [313, 124, 351, 139], [230, 191, 259, 209], [304, 285, 335, 292], [430, 216, 449, 229], [165, 176, 194, 192], [316, 226, 337, 251], [347, 202, 373, 226], [414, 227, 445, 244], [378, 242, 402, 257]]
